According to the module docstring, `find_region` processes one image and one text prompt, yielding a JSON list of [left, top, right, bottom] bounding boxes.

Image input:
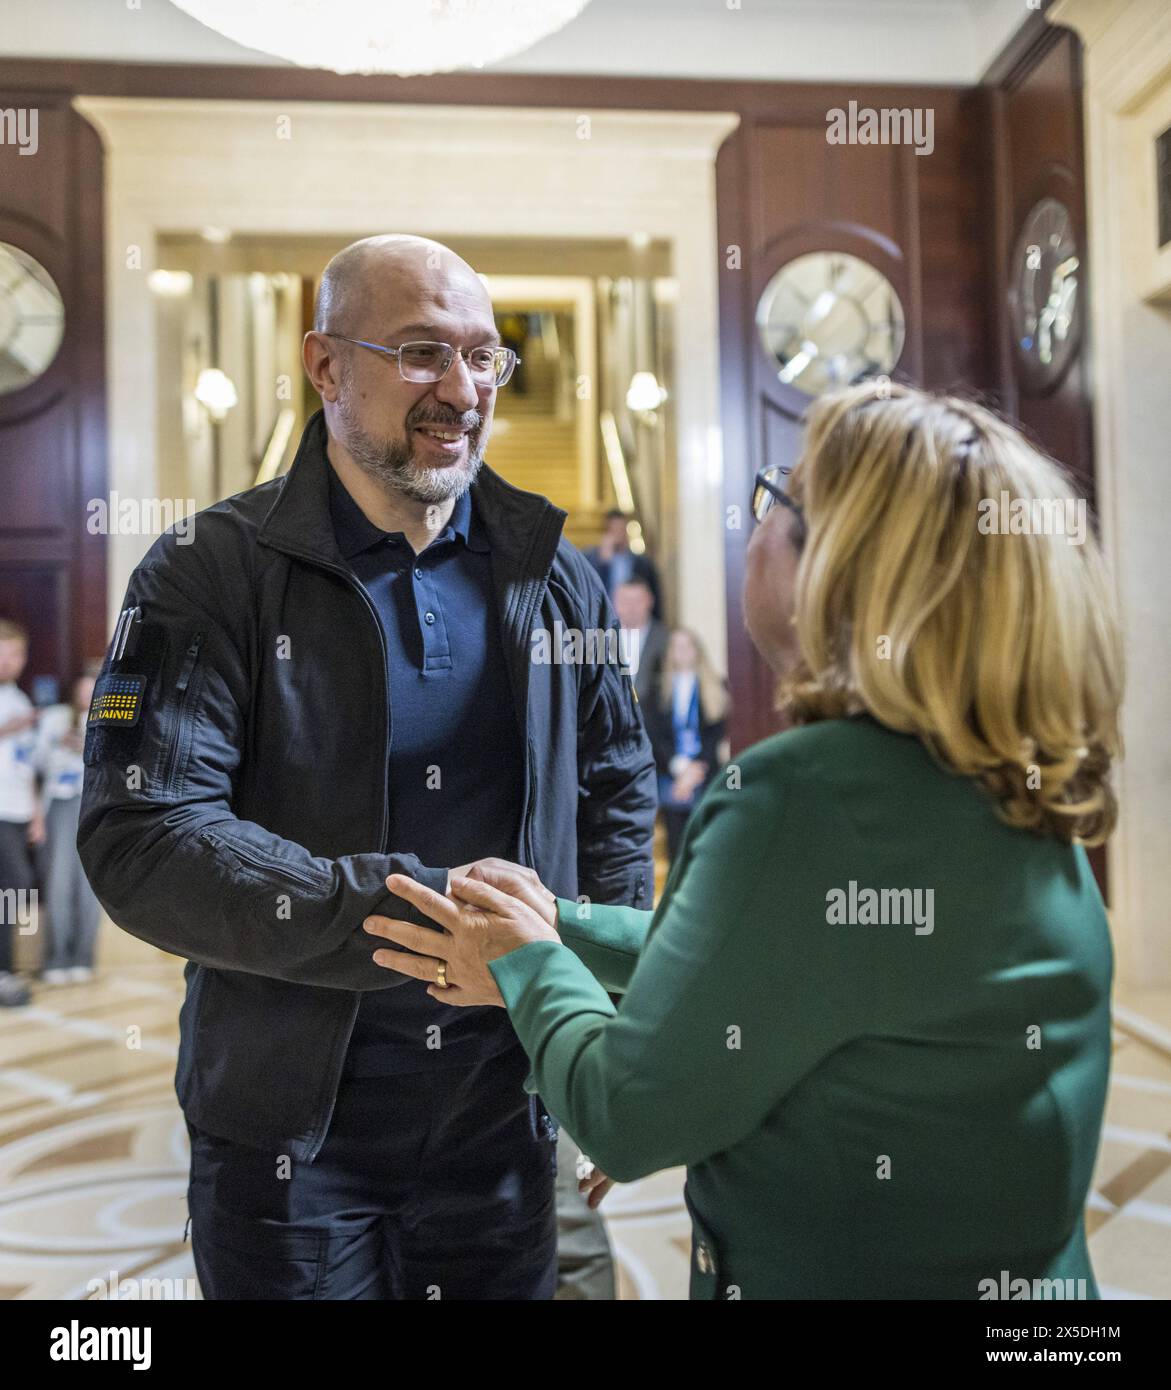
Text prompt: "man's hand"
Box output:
[[576, 1152, 616, 1210], [448, 858, 558, 930]]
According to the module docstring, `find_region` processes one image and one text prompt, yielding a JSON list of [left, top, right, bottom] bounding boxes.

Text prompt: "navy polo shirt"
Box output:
[[327, 462, 525, 1074]]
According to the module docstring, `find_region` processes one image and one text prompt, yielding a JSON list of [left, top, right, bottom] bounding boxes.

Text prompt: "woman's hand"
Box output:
[[671, 759, 708, 802], [365, 870, 561, 1007], [450, 859, 557, 930]]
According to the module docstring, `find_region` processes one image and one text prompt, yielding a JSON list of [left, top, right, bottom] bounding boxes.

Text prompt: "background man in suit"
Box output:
[[614, 577, 668, 709], [585, 510, 663, 619]]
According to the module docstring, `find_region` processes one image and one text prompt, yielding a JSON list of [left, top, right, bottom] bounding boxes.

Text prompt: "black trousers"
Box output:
[[185, 1041, 559, 1300], [0, 820, 35, 974]]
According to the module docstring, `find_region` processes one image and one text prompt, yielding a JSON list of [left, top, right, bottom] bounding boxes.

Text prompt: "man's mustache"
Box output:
[[408, 408, 483, 432]]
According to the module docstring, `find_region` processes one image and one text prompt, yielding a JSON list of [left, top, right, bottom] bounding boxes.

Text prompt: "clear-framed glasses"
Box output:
[[323, 334, 520, 387], [752, 465, 806, 535]]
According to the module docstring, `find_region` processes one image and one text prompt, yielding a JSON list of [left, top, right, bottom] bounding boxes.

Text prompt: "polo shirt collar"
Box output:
[[327, 460, 489, 558]]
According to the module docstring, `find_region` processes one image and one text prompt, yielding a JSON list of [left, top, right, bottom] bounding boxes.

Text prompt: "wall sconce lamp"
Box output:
[[626, 370, 668, 426], [194, 367, 238, 425]]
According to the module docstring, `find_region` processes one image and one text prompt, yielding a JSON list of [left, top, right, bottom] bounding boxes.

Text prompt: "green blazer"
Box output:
[[490, 715, 1112, 1300]]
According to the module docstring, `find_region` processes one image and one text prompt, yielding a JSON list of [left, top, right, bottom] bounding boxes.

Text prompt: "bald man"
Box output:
[[79, 236, 656, 1300]]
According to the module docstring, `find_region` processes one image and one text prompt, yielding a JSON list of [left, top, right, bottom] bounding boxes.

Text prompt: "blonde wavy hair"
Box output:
[[780, 381, 1123, 845]]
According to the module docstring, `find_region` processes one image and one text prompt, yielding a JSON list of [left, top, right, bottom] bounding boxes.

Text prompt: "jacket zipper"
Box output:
[[256, 547, 393, 855], [164, 634, 204, 792], [198, 826, 324, 890], [337, 572, 392, 855], [262, 520, 560, 1161], [261, 549, 392, 1161], [510, 513, 562, 869], [524, 739, 538, 868]]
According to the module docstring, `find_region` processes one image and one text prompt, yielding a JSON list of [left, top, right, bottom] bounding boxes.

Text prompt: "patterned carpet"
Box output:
[[1, 941, 1169, 1300]]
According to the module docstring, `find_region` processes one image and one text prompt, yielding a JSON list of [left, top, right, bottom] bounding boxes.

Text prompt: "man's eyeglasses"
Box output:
[[322, 334, 520, 387], [753, 465, 806, 536]]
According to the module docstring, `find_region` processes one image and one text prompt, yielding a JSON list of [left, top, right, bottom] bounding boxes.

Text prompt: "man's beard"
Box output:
[[334, 383, 486, 504]]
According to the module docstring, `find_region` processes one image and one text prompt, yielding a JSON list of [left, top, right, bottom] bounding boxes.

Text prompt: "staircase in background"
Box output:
[[485, 352, 607, 550]]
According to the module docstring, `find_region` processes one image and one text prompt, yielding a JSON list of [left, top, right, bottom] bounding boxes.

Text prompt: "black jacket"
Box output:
[[78, 411, 656, 1161]]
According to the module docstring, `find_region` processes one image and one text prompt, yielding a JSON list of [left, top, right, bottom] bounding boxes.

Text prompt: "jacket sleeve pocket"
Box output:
[[162, 633, 205, 797]]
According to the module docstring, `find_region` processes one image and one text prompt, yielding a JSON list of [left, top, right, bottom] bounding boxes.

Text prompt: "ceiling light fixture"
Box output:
[[168, 0, 594, 77]]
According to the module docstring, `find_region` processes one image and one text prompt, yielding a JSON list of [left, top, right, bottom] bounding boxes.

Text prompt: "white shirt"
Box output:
[[36, 702, 87, 803], [0, 682, 37, 823], [672, 670, 699, 726], [668, 671, 701, 777]]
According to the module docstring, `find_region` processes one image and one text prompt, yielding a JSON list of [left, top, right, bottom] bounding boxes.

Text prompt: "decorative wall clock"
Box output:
[[0, 242, 65, 396], [756, 251, 906, 397], [1008, 197, 1082, 394]]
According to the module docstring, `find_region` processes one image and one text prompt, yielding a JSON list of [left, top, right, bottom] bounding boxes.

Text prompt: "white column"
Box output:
[[1051, 0, 1171, 985]]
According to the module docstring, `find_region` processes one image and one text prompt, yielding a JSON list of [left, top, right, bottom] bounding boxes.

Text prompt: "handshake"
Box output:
[[365, 854, 561, 1005], [445, 857, 559, 927], [365, 855, 615, 1209]]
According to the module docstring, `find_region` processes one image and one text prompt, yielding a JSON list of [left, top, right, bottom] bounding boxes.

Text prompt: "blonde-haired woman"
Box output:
[[645, 627, 729, 862], [367, 382, 1121, 1300]]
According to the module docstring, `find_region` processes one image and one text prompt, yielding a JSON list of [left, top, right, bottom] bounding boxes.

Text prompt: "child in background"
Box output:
[[0, 619, 40, 1008], [36, 667, 101, 984]]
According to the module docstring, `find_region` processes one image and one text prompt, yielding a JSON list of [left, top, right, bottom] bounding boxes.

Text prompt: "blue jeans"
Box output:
[[185, 1041, 558, 1300]]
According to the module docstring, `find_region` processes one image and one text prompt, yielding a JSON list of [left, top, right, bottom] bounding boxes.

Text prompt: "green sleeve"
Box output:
[[489, 756, 856, 1183], [554, 896, 652, 993]]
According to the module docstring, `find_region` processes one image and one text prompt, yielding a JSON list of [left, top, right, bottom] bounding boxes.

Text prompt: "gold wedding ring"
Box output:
[[436, 962, 448, 989]]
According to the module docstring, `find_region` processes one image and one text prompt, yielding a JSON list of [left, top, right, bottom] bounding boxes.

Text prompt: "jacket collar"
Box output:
[[326, 456, 486, 559], [257, 409, 565, 574]]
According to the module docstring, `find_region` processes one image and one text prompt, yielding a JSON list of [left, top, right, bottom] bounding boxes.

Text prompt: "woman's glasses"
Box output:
[[753, 465, 806, 537], [322, 334, 520, 387]]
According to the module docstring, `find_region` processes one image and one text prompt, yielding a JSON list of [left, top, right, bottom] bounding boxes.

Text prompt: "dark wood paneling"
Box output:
[[718, 87, 994, 753], [983, 24, 1103, 897], [990, 27, 1095, 505], [0, 61, 1024, 119], [0, 565, 72, 692], [0, 93, 107, 700]]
